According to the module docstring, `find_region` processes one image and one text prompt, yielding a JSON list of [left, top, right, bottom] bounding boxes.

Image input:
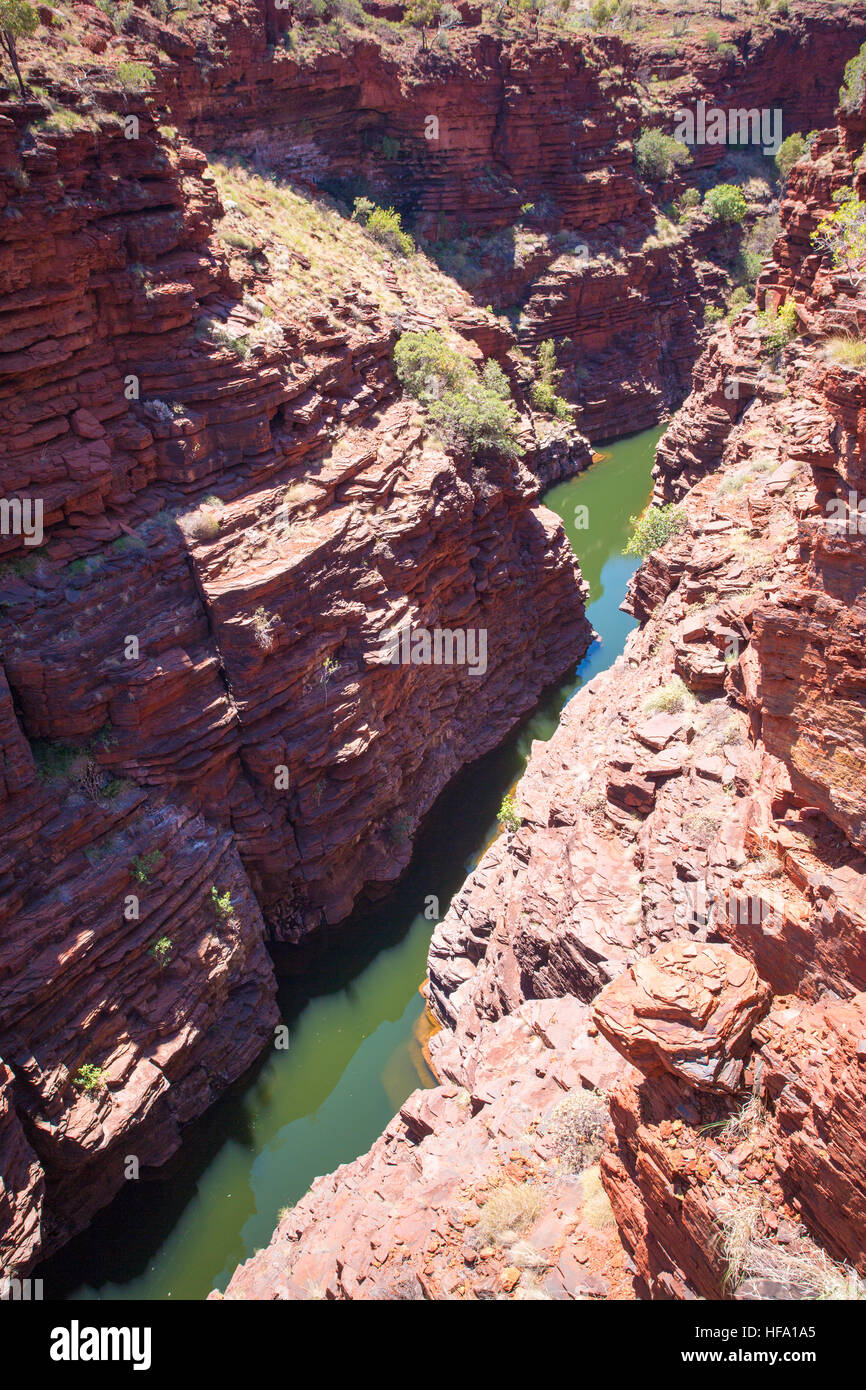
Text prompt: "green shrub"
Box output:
[[704, 304, 723, 325], [72, 1064, 105, 1093], [775, 131, 805, 181], [354, 200, 414, 256], [0, 0, 38, 96], [531, 339, 571, 418], [726, 285, 751, 322], [149, 936, 173, 967], [703, 183, 748, 224], [625, 503, 688, 557], [635, 127, 692, 182], [498, 792, 521, 834], [211, 885, 234, 918], [676, 187, 701, 217], [706, 29, 720, 49], [429, 360, 522, 458], [393, 330, 467, 399], [811, 187, 866, 279], [130, 850, 163, 884], [840, 40, 866, 112], [115, 61, 156, 90], [394, 331, 523, 459], [757, 299, 797, 352]]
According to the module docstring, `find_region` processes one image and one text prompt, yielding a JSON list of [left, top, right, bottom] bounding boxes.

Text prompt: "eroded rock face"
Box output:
[[3, 1, 866, 1288], [592, 945, 767, 1095], [600, 88, 866, 1298], [0, 22, 596, 1269], [219, 997, 631, 1301], [592, 943, 770, 1093], [0, 1063, 43, 1279]]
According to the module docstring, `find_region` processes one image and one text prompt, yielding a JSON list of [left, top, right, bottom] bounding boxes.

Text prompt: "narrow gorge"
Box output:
[[0, 0, 865, 1329]]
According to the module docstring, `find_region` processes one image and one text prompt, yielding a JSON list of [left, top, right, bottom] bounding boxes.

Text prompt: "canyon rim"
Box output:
[[0, 0, 866, 1360]]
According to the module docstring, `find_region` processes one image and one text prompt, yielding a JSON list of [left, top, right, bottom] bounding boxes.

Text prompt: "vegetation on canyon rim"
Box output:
[[625, 502, 687, 558], [394, 330, 524, 457]]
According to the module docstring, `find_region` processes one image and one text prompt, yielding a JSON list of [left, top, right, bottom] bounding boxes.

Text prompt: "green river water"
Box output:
[[40, 423, 663, 1301]]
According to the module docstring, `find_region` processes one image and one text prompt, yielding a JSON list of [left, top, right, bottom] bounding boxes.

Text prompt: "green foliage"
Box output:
[[676, 187, 701, 217], [0, 0, 36, 42], [352, 197, 413, 255], [211, 885, 234, 918], [0, 0, 37, 94], [403, 0, 441, 47], [706, 29, 720, 49], [704, 303, 723, 325], [775, 132, 805, 180], [703, 183, 748, 224], [497, 793, 521, 834], [757, 299, 797, 352], [726, 285, 751, 322], [149, 936, 174, 967], [531, 339, 571, 418], [393, 331, 523, 458], [130, 850, 163, 884], [625, 503, 688, 558], [72, 1063, 105, 1094], [635, 127, 692, 182], [812, 187, 866, 282], [366, 205, 413, 255], [393, 330, 467, 398], [115, 61, 156, 91], [589, 0, 615, 28], [841, 40, 866, 112]]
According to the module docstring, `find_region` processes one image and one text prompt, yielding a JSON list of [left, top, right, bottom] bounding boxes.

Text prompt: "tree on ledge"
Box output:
[[0, 0, 37, 97], [403, 0, 442, 50]]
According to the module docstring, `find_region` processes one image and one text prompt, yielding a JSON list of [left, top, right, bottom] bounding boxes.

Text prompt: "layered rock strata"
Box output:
[[222, 77, 866, 1298]]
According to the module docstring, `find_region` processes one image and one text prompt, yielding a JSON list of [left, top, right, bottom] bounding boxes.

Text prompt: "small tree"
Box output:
[[0, 0, 38, 97], [812, 188, 866, 288], [703, 183, 748, 224], [635, 128, 692, 182], [403, 0, 441, 49], [775, 132, 805, 182]]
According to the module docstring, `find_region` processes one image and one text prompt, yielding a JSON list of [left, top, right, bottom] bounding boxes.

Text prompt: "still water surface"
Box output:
[[41, 424, 662, 1300]]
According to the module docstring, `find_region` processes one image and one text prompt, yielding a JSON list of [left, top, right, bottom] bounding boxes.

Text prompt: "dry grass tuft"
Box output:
[[580, 1165, 616, 1230], [477, 1181, 546, 1246], [548, 1088, 608, 1173]]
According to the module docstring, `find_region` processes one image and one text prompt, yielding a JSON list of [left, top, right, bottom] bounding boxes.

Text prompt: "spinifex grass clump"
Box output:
[[394, 330, 523, 459]]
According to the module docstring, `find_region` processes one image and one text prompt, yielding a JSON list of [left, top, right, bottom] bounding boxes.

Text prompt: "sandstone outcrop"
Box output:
[[2, 0, 866, 1287], [592, 942, 770, 1093]]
